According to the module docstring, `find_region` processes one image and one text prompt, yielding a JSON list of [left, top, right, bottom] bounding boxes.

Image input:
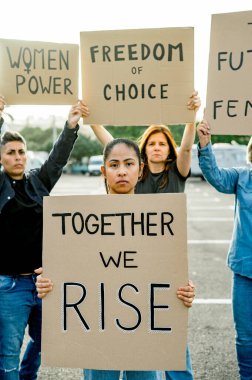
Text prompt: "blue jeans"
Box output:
[[0, 274, 42, 380], [83, 345, 191, 380], [233, 273, 252, 379], [83, 369, 162, 379], [165, 345, 193, 379]]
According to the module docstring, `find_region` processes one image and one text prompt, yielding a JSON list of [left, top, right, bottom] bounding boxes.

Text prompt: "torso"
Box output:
[[135, 160, 190, 194]]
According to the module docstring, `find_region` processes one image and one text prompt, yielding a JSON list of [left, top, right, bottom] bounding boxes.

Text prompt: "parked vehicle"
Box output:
[[190, 143, 249, 180], [88, 155, 103, 176], [63, 157, 89, 174], [26, 150, 48, 171]]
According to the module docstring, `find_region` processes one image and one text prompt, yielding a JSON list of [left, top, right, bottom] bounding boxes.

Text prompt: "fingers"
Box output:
[[177, 292, 194, 307], [71, 100, 90, 117], [36, 275, 54, 299], [187, 91, 201, 111], [34, 267, 43, 275], [177, 281, 196, 308], [198, 119, 211, 135], [0, 95, 6, 112]]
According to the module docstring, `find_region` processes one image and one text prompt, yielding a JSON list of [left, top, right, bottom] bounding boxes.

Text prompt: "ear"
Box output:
[[101, 165, 106, 177], [139, 162, 144, 178]]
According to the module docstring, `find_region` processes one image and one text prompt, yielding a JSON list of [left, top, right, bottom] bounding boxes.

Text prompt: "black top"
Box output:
[[0, 177, 42, 274], [0, 122, 79, 275], [135, 160, 190, 194]]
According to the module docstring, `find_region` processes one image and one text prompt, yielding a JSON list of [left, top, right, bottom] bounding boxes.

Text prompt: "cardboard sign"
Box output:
[[206, 10, 252, 135], [80, 28, 194, 125], [42, 193, 188, 371], [0, 38, 79, 104]]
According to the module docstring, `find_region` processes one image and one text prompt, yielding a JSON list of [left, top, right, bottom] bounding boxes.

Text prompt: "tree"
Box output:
[[20, 126, 103, 162], [20, 124, 250, 163]]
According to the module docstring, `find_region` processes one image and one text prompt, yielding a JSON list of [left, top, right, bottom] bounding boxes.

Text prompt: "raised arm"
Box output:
[[177, 91, 201, 177], [90, 124, 114, 145], [197, 118, 211, 148], [197, 119, 239, 193], [67, 100, 90, 129], [0, 95, 6, 129]]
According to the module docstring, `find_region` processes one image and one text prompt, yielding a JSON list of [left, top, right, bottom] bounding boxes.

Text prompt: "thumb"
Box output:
[[34, 267, 43, 275]]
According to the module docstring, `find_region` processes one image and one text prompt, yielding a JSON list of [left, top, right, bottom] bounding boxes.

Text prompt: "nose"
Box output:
[[118, 165, 127, 176], [15, 153, 22, 160]]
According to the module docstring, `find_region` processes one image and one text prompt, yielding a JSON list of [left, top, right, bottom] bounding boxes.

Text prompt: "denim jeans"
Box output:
[[233, 273, 252, 379], [165, 345, 193, 379], [0, 274, 42, 380], [83, 345, 191, 380], [83, 369, 162, 379]]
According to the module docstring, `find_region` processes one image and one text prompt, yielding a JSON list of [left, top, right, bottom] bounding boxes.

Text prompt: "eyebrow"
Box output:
[[108, 158, 136, 162]]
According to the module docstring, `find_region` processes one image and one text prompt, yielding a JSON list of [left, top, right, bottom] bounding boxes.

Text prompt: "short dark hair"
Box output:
[[0, 130, 26, 149]]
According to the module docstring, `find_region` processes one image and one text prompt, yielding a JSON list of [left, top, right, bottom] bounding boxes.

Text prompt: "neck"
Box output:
[[148, 161, 165, 174], [7, 173, 24, 181]]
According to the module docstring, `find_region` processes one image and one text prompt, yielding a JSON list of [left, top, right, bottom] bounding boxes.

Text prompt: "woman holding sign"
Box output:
[[197, 119, 252, 380], [0, 95, 89, 380], [86, 90, 200, 380], [90, 91, 200, 195], [36, 136, 196, 380]]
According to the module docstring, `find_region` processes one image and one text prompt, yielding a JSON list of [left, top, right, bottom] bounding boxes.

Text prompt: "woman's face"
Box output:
[[0, 141, 27, 179], [145, 132, 170, 165], [101, 143, 143, 194]]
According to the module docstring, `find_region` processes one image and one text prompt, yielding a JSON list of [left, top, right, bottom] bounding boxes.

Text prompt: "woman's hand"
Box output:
[[67, 100, 90, 129], [0, 95, 6, 116], [187, 90, 201, 113], [197, 119, 211, 148], [34, 267, 54, 299], [177, 280, 195, 308]]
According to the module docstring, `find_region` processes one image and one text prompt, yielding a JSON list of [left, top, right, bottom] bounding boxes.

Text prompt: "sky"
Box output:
[[1, 0, 252, 123]]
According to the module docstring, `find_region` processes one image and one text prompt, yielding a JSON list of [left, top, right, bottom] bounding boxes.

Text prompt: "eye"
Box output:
[[110, 162, 118, 168]]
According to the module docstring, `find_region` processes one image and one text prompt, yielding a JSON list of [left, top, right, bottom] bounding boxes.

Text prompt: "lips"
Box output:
[[116, 180, 128, 185]]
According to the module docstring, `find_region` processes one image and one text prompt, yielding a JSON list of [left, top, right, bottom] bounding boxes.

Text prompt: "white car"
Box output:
[[88, 155, 103, 176], [190, 143, 249, 180]]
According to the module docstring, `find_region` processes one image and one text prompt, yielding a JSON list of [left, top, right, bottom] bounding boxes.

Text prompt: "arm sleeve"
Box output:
[[198, 143, 239, 194]]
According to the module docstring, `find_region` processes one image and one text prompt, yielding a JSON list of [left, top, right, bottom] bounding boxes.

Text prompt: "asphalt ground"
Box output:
[[22, 174, 239, 380]]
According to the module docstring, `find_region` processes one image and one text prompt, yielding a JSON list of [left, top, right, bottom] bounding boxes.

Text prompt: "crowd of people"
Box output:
[[0, 89, 251, 380]]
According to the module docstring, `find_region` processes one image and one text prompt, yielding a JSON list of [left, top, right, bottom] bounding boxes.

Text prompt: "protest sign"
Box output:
[[80, 27, 194, 125], [42, 193, 188, 371], [0, 38, 79, 104], [206, 10, 252, 135]]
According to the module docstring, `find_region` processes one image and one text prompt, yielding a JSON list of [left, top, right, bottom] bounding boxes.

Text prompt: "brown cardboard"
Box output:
[[80, 28, 194, 125], [206, 10, 252, 135], [42, 193, 188, 371], [0, 38, 79, 104]]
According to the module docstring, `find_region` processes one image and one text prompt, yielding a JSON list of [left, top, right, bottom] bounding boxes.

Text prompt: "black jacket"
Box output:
[[0, 122, 79, 212]]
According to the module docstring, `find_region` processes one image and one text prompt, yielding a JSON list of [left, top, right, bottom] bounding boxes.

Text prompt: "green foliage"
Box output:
[[20, 126, 103, 162], [106, 125, 147, 142], [20, 124, 250, 163], [72, 134, 103, 160], [20, 126, 55, 152]]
